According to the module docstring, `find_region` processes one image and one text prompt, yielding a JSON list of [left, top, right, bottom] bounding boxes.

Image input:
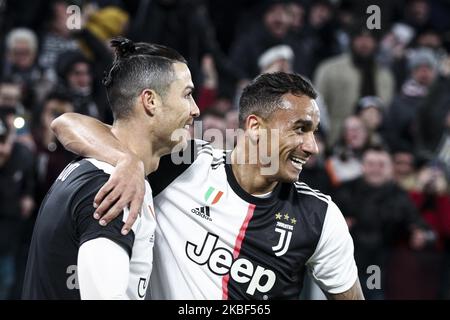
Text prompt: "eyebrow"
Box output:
[[185, 85, 195, 92]]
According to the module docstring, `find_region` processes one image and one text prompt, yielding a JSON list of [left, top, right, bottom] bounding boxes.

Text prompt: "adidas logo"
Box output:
[[191, 206, 212, 221]]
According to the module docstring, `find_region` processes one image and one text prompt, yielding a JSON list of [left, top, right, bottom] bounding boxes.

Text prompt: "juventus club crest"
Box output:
[[272, 212, 296, 257]]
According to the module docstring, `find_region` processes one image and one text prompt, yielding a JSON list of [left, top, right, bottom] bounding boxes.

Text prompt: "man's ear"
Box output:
[[140, 89, 159, 116], [245, 114, 263, 143]]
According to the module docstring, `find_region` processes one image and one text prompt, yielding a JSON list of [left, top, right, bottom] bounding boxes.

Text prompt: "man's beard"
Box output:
[[350, 49, 375, 68]]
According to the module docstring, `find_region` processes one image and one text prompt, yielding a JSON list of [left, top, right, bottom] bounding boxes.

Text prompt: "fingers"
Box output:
[[100, 198, 128, 228], [91, 155, 146, 233], [122, 210, 138, 236], [122, 192, 144, 235], [92, 185, 144, 235], [94, 189, 121, 224], [93, 180, 116, 212]]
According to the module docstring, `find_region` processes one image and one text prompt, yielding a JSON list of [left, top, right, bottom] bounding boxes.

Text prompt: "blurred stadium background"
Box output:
[[0, 0, 449, 300]]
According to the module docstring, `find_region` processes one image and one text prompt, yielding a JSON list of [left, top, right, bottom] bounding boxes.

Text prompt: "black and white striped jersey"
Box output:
[[23, 158, 156, 299], [147, 140, 357, 300]]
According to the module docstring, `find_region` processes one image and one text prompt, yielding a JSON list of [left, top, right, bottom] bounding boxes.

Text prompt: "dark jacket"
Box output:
[[334, 177, 427, 268]]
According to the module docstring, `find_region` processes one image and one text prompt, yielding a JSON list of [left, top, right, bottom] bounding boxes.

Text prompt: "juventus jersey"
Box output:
[[148, 141, 357, 300], [23, 158, 156, 300]]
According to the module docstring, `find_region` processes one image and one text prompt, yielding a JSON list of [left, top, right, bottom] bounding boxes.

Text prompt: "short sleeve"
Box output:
[[306, 200, 358, 294], [72, 174, 135, 257]]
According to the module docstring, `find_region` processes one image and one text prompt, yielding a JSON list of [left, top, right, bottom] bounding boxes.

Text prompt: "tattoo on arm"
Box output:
[[326, 278, 365, 300]]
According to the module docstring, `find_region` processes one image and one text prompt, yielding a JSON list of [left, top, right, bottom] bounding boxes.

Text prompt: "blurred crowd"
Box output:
[[0, 0, 449, 300]]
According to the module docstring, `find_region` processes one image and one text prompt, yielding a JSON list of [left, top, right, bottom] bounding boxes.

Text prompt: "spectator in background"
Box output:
[[392, 148, 418, 192], [385, 48, 438, 153], [333, 0, 357, 53], [229, 0, 295, 81], [258, 44, 294, 74], [0, 78, 34, 151], [38, 0, 79, 80], [55, 50, 100, 118], [387, 162, 448, 299], [414, 56, 450, 163], [238, 42, 331, 134], [196, 55, 219, 113], [326, 116, 369, 186], [0, 116, 35, 299], [73, 5, 129, 123], [3, 28, 39, 85], [2, 28, 50, 108], [355, 96, 386, 146], [402, 0, 433, 34], [378, 23, 415, 88], [300, 0, 340, 77], [334, 146, 432, 299], [32, 92, 75, 205], [0, 0, 48, 33], [75, 5, 128, 64], [285, 0, 305, 35], [386, 27, 446, 90], [128, 0, 239, 96], [314, 26, 394, 148], [435, 111, 450, 179], [409, 163, 450, 299], [235, 43, 294, 99], [188, 54, 234, 121], [414, 28, 447, 61], [0, 79, 22, 129]]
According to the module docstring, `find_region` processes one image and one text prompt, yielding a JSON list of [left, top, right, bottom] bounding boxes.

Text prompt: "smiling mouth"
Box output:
[[290, 156, 307, 170]]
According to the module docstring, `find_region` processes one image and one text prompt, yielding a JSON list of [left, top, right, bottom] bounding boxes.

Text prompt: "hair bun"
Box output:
[[110, 37, 136, 58]]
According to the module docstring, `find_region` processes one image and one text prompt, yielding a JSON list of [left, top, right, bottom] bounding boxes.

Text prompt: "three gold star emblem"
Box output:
[[275, 213, 297, 225]]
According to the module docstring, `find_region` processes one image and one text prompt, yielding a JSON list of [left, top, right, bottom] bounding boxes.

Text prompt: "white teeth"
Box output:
[[290, 157, 306, 165], [290, 159, 303, 170]]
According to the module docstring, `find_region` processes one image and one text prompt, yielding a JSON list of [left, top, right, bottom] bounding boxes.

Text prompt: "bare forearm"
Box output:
[[326, 278, 365, 300], [51, 113, 126, 166]]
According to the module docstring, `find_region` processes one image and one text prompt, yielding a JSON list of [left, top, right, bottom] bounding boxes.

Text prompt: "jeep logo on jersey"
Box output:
[[204, 187, 223, 205], [272, 213, 296, 257], [185, 232, 276, 295]]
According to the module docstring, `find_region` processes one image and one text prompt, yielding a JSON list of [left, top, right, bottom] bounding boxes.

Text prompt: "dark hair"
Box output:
[[43, 90, 73, 105], [0, 76, 20, 87], [30, 90, 73, 128], [363, 143, 392, 157], [103, 37, 187, 119], [238, 72, 317, 128], [56, 50, 90, 81]]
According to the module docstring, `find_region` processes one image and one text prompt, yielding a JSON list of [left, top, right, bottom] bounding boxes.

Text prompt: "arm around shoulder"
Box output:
[[51, 112, 126, 165]]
